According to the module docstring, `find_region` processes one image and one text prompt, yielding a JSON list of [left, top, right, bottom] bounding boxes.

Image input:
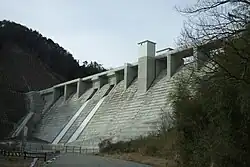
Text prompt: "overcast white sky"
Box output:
[[0, 0, 196, 69]]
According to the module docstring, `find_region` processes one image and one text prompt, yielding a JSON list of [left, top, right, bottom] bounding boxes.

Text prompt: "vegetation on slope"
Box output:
[[172, 1, 250, 166], [0, 20, 106, 139], [98, 128, 177, 167], [170, 35, 250, 167], [98, 1, 250, 167]]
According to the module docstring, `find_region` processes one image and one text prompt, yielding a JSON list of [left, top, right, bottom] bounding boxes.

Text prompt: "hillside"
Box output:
[[0, 43, 62, 92], [0, 20, 106, 139]]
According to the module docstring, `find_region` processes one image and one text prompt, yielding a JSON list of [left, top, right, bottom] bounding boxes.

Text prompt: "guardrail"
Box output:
[[1, 141, 100, 156], [22, 142, 99, 154], [0, 149, 48, 161], [54, 145, 99, 154]]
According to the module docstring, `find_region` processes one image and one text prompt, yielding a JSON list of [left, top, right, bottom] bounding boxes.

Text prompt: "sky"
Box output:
[[0, 0, 196, 69]]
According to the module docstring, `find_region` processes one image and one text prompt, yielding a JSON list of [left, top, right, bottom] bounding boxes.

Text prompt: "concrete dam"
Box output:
[[11, 39, 218, 149]]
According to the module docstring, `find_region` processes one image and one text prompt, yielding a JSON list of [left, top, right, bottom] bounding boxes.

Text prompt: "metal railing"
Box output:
[[22, 142, 99, 154], [53, 145, 99, 154], [1, 140, 100, 156], [0, 149, 49, 162]]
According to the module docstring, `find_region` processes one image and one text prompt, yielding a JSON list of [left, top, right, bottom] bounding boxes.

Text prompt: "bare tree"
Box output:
[[172, 1, 250, 167], [175, 0, 250, 84], [176, 0, 250, 44]]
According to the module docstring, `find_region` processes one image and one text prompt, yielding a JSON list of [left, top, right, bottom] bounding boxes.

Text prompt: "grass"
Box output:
[[0, 156, 32, 167], [98, 128, 178, 167], [0, 156, 46, 167]]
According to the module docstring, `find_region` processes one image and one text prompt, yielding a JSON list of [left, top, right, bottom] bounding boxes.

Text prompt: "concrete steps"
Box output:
[[71, 84, 119, 143], [70, 69, 178, 147], [58, 85, 110, 144], [33, 94, 82, 142], [51, 88, 94, 144], [69, 80, 139, 146], [73, 80, 138, 143], [120, 70, 176, 138]]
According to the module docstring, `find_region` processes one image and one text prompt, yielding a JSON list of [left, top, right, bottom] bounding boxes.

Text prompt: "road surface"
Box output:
[[46, 153, 152, 167]]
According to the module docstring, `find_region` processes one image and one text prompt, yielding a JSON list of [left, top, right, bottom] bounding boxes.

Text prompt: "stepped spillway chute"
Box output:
[[57, 85, 109, 144], [67, 85, 114, 143], [32, 87, 94, 142], [52, 99, 90, 144], [67, 96, 107, 143]]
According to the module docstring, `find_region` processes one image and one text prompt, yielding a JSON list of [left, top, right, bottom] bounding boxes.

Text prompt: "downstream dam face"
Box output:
[[13, 39, 220, 149]]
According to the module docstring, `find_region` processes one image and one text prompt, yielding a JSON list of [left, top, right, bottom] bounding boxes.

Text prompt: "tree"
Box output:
[[176, 0, 250, 43], [170, 1, 250, 167]]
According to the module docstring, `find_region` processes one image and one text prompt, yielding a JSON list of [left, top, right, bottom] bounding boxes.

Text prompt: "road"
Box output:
[[46, 153, 152, 167]]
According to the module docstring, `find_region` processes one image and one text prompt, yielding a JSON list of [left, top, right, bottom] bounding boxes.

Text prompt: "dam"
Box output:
[[10, 39, 220, 150]]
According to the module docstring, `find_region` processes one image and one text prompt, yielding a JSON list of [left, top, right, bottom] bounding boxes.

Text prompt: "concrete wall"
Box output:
[[24, 91, 45, 137], [167, 53, 185, 78], [41, 92, 54, 113], [107, 71, 123, 85], [107, 74, 116, 85], [124, 63, 137, 89], [194, 47, 211, 70], [42, 93, 53, 106], [92, 76, 108, 89], [53, 87, 63, 103], [77, 79, 91, 98], [64, 83, 77, 101], [156, 57, 167, 77], [26, 91, 45, 114]]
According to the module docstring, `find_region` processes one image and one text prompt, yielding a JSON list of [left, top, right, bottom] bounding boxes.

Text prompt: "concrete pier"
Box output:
[[137, 40, 156, 93]]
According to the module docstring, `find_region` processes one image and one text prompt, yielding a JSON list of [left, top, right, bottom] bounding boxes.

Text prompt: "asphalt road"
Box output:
[[46, 153, 152, 167]]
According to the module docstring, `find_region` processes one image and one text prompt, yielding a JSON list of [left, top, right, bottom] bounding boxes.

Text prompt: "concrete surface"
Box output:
[[46, 154, 152, 167], [26, 39, 213, 149]]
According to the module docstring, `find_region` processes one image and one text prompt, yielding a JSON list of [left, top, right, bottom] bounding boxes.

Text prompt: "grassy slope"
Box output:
[[98, 128, 178, 167]]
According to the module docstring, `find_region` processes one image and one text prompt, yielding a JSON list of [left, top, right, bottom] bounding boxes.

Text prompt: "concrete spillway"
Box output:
[[52, 99, 90, 144], [68, 96, 107, 143], [17, 39, 217, 148]]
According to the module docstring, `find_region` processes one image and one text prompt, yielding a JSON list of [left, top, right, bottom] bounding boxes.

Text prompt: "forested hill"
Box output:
[[0, 20, 106, 81], [0, 20, 106, 139]]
